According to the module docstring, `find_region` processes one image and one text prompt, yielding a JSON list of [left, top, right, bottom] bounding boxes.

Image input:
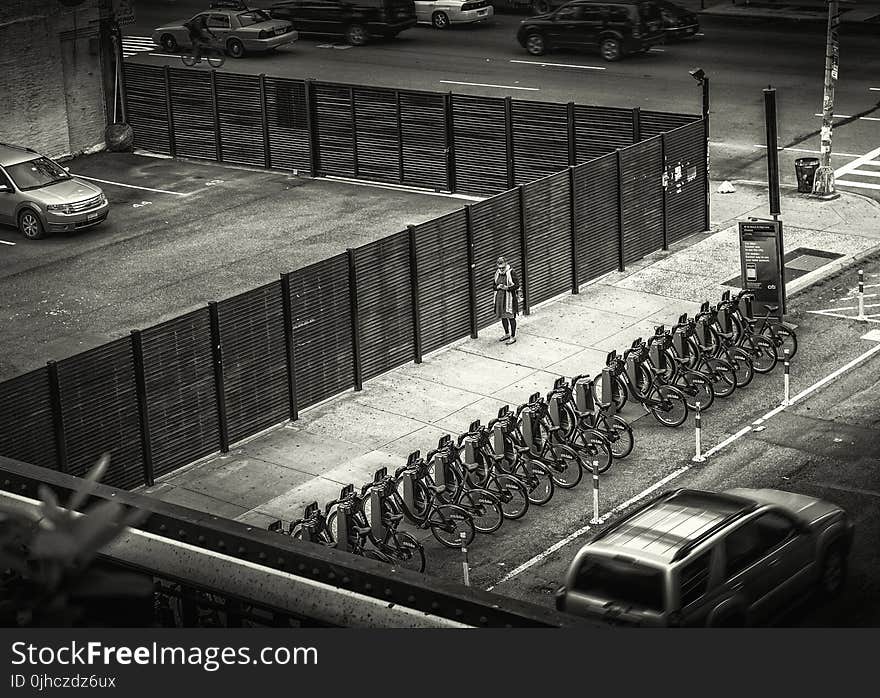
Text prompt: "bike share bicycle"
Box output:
[[486, 406, 555, 505], [555, 373, 635, 462], [726, 289, 798, 359]]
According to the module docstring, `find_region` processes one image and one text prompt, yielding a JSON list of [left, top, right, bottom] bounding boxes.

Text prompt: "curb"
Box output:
[[786, 240, 880, 298]]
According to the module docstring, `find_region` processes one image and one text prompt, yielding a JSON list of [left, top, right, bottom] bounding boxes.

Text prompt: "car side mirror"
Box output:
[[63, 166, 70, 172], [0, 184, 10, 193]]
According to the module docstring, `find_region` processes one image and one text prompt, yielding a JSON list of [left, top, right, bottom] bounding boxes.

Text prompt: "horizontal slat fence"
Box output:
[[0, 75, 707, 489]]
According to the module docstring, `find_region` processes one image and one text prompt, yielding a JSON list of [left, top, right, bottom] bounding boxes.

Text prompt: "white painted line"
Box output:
[[70, 173, 191, 196], [870, 88, 880, 91], [509, 59, 605, 71], [861, 329, 880, 342], [811, 302, 880, 312], [837, 179, 880, 191], [696, 32, 705, 36], [440, 80, 539, 91], [851, 169, 880, 178], [810, 113, 880, 121], [322, 175, 484, 202], [808, 309, 880, 323], [148, 53, 183, 59], [752, 145, 863, 158], [649, 47, 665, 52], [0, 239, 16, 246], [835, 145, 880, 180]]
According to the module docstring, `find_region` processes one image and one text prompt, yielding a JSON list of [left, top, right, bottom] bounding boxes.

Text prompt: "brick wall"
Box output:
[[0, 0, 109, 159]]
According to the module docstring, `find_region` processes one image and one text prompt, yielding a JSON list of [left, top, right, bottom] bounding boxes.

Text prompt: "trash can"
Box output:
[[795, 157, 820, 194]]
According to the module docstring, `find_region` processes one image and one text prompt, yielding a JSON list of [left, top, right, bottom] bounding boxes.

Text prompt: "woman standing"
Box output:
[[493, 256, 520, 345]]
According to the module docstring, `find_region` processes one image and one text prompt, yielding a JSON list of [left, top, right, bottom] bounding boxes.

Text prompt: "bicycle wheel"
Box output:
[[762, 324, 798, 360], [430, 504, 476, 548], [207, 49, 225, 68], [592, 371, 627, 411], [458, 488, 504, 534], [377, 531, 426, 573], [491, 474, 530, 520], [520, 461, 554, 506], [702, 357, 737, 398], [741, 334, 777, 374], [570, 428, 613, 474], [649, 385, 689, 428], [597, 414, 634, 459], [675, 369, 715, 411], [542, 443, 583, 488], [725, 347, 755, 388]]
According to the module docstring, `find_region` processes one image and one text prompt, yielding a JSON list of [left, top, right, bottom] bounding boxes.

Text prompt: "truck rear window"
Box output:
[[573, 555, 665, 612]]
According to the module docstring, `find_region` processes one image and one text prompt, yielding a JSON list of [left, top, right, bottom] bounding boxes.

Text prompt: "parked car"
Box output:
[[555, 487, 854, 627], [267, 0, 418, 45], [655, 0, 699, 40], [516, 0, 665, 61], [0, 143, 110, 240], [152, 5, 298, 58], [414, 0, 494, 29]]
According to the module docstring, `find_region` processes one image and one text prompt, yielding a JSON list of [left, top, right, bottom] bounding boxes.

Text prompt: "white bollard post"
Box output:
[[857, 269, 867, 322], [692, 401, 705, 463], [783, 349, 791, 406], [589, 460, 601, 524], [460, 531, 470, 587]]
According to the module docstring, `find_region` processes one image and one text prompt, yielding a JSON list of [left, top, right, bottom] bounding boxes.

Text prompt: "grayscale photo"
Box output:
[[1, 0, 879, 635]]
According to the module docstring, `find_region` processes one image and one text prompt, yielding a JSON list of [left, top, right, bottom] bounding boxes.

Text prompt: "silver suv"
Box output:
[[556, 487, 854, 627], [0, 143, 109, 240]]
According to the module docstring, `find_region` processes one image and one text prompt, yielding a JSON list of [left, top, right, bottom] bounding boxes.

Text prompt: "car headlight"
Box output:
[[259, 29, 270, 38], [47, 203, 74, 214]]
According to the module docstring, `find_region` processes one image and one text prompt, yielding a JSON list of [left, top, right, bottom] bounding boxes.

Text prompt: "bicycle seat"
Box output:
[[765, 305, 779, 313], [428, 483, 446, 495], [515, 444, 530, 454], [353, 525, 372, 536], [384, 512, 404, 524]]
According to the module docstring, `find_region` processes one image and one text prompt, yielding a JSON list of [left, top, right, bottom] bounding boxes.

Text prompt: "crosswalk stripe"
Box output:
[[837, 179, 880, 191]]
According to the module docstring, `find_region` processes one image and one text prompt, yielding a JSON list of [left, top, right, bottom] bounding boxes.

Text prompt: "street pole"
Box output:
[[702, 76, 710, 232], [812, 0, 840, 197], [764, 87, 781, 219]]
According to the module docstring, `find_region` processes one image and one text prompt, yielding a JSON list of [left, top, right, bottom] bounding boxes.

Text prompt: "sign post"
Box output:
[[738, 220, 786, 319]]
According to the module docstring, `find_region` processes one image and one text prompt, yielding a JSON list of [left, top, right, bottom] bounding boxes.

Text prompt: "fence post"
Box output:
[[259, 74, 271, 169], [163, 65, 176, 157], [210, 70, 222, 162], [464, 204, 479, 338], [130, 330, 155, 486], [444, 92, 457, 193], [396, 90, 405, 184], [567, 102, 577, 166], [46, 360, 69, 474], [408, 225, 423, 364], [517, 184, 530, 316], [208, 301, 230, 454], [632, 106, 642, 143], [347, 248, 364, 390], [661, 132, 669, 251], [569, 165, 579, 295], [504, 96, 516, 189], [616, 149, 625, 272], [304, 79, 319, 177], [350, 86, 359, 178], [280, 272, 298, 421]]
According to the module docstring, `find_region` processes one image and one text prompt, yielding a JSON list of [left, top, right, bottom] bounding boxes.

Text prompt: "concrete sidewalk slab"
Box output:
[[523, 302, 638, 344], [394, 349, 536, 395]]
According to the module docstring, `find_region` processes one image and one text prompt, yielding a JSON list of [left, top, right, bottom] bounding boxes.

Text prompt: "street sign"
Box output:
[[738, 220, 786, 317]]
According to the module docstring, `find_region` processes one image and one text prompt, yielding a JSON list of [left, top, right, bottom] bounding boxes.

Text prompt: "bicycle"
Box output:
[[670, 313, 738, 399], [487, 406, 555, 506], [391, 454, 476, 548], [422, 435, 505, 535], [646, 325, 716, 410], [456, 421, 530, 520], [729, 289, 798, 360], [557, 374, 634, 461], [287, 501, 335, 546], [180, 42, 226, 68], [714, 290, 778, 373], [693, 302, 755, 389]]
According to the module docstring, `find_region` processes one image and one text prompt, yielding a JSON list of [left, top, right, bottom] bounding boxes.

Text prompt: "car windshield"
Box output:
[[6, 157, 70, 191], [237, 10, 271, 25], [573, 555, 665, 612]]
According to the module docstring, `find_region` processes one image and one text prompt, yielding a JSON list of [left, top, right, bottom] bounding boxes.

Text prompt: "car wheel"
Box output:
[[525, 33, 546, 56], [600, 37, 622, 61], [432, 11, 450, 29], [160, 34, 178, 52], [532, 0, 551, 14], [227, 38, 245, 58], [18, 209, 45, 240], [346, 23, 368, 46], [818, 544, 847, 599]]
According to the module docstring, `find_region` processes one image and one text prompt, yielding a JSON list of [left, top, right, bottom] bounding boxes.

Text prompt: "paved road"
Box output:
[[417, 251, 880, 626], [124, 2, 880, 196]]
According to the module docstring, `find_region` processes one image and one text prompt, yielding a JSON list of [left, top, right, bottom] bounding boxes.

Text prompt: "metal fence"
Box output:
[[123, 64, 699, 197], [0, 72, 707, 490]]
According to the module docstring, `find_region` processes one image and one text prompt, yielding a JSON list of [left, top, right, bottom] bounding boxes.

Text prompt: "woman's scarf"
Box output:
[[494, 264, 515, 315]]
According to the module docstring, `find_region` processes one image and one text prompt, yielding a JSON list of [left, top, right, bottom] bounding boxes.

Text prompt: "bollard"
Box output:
[[857, 269, 867, 322], [783, 349, 791, 406], [692, 401, 705, 463], [589, 460, 601, 524], [460, 531, 470, 587]]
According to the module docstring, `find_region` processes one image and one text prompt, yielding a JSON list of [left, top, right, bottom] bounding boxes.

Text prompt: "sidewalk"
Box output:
[[699, 1, 880, 24], [140, 181, 880, 529]]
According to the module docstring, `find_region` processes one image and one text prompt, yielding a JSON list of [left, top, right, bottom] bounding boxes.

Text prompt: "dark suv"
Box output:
[[516, 0, 664, 61], [267, 0, 417, 45]]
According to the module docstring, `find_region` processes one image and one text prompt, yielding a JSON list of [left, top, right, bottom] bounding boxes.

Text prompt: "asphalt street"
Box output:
[[124, 1, 880, 196]]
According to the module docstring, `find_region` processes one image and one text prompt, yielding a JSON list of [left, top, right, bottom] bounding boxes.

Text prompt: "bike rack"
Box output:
[[520, 401, 538, 449], [335, 483, 354, 553], [695, 315, 711, 346], [625, 342, 641, 386], [301, 501, 320, 543], [268, 519, 285, 534], [673, 326, 689, 358], [573, 375, 595, 413], [743, 294, 754, 321], [717, 305, 731, 333], [400, 451, 420, 513], [547, 391, 565, 440], [600, 366, 617, 417], [369, 467, 388, 541], [463, 422, 480, 466], [492, 408, 509, 456], [648, 336, 667, 372]]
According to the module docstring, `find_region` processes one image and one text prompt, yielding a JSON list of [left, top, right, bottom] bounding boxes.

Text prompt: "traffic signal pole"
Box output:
[[812, 0, 840, 198]]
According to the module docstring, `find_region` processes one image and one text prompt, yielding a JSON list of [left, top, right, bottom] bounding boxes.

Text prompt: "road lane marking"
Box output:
[[649, 47, 665, 52], [752, 145, 863, 158], [836, 180, 880, 190], [812, 113, 880, 122], [509, 59, 605, 71], [850, 169, 880, 178], [835, 145, 880, 179], [0, 240, 16, 246], [871, 88, 880, 91], [70, 174, 191, 196], [440, 80, 539, 91], [148, 53, 185, 59]]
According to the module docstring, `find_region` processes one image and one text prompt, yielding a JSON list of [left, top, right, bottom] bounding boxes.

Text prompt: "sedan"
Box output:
[[152, 8, 298, 58], [414, 0, 494, 29]]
